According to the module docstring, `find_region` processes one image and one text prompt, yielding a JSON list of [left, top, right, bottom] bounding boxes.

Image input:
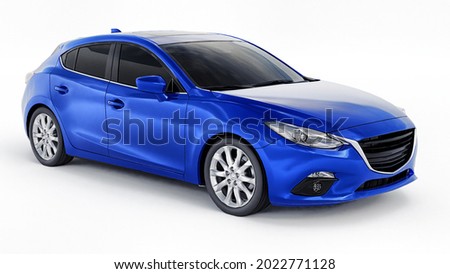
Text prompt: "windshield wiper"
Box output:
[[251, 79, 295, 88], [202, 84, 252, 91], [303, 76, 320, 82], [203, 79, 300, 91]]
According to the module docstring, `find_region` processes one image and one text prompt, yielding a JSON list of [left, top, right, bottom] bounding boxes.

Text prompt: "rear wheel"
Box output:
[[204, 137, 269, 216], [28, 107, 73, 166]]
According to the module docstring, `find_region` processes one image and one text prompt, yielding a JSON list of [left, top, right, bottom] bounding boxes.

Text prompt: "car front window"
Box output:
[[162, 41, 304, 91]]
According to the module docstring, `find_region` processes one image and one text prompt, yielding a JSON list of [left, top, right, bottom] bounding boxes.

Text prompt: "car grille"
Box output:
[[357, 169, 411, 191], [358, 129, 415, 172]]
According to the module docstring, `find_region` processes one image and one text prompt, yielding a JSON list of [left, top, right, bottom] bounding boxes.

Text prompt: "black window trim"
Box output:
[[111, 42, 186, 93], [59, 41, 186, 93], [59, 42, 115, 82]]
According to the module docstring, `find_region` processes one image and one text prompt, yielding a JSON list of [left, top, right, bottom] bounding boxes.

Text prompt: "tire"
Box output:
[[204, 137, 270, 216], [28, 107, 73, 166]]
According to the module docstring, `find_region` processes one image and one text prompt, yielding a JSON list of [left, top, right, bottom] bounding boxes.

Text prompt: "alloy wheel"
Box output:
[[209, 145, 256, 208], [32, 113, 59, 161]]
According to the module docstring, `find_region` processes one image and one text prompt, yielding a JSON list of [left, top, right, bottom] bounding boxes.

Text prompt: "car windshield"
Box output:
[[161, 41, 304, 91]]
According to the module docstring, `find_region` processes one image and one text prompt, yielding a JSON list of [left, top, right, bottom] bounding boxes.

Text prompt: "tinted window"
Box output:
[[118, 44, 172, 87], [75, 44, 111, 79], [62, 49, 77, 70], [162, 41, 304, 90]]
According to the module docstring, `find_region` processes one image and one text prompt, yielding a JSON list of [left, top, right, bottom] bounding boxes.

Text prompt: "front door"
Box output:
[[105, 43, 187, 174]]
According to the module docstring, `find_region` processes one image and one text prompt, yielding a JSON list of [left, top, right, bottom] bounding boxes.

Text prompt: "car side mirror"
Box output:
[[136, 75, 166, 94]]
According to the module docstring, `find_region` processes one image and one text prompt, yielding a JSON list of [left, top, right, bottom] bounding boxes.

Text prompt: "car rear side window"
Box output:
[[118, 44, 172, 87], [62, 49, 77, 70], [74, 44, 111, 79]]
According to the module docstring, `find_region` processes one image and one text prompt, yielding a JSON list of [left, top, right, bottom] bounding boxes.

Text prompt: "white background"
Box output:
[[1, 0, 449, 273]]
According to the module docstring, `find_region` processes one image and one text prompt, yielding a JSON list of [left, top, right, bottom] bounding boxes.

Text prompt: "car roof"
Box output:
[[61, 30, 243, 52], [116, 30, 241, 45]]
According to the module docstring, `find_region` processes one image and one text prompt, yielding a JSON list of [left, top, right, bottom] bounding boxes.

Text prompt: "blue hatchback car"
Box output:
[[22, 30, 417, 216]]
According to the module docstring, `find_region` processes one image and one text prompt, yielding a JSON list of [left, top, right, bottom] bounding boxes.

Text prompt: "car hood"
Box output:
[[222, 81, 406, 132]]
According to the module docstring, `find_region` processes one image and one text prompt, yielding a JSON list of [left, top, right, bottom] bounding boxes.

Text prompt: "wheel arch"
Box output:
[[26, 103, 49, 137], [24, 99, 74, 156], [198, 132, 267, 187]]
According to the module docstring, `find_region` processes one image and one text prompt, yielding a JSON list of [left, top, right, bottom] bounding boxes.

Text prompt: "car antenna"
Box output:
[[111, 28, 121, 33]]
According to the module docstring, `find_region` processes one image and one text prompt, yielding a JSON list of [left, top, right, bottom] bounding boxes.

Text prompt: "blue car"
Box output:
[[22, 30, 417, 216]]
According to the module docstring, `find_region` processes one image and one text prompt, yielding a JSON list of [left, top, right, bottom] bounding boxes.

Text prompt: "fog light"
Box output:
[[291, 173, 338, 196], [307, 171, 335, 178]]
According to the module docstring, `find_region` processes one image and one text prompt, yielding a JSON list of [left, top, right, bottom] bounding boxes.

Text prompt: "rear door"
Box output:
[[50, 43, 114, 155]]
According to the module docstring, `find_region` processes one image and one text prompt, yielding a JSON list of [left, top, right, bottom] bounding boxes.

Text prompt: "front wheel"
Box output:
[[204, 137, 269, 216], [28, 107, 73, 166]]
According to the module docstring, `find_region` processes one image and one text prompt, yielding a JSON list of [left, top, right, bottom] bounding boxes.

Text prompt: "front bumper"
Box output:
[[257, 117, 417, 206]]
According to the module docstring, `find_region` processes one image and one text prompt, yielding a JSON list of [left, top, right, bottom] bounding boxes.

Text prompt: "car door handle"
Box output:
[[107, 99, 125, 109], [54, 85, 69, 94]]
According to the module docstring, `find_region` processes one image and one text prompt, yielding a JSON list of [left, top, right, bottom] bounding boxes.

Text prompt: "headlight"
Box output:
[[265, 121, 344, 149]]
